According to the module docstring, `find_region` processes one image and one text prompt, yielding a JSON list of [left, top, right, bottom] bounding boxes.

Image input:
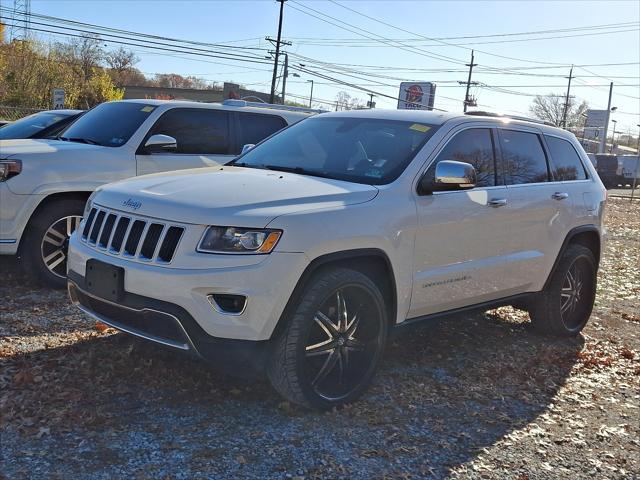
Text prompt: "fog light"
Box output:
[[208, 294, 247, 315]]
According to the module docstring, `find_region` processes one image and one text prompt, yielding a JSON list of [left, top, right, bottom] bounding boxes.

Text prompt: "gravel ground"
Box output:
[[1, 197, 639, 479]]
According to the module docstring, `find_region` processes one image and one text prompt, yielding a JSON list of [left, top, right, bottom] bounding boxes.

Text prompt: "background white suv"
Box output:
[[0, 99, 311, 287], [67, 109, 606, 409]]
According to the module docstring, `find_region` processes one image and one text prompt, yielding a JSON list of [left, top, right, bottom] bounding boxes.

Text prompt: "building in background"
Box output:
[[120, 82, 280, 104]]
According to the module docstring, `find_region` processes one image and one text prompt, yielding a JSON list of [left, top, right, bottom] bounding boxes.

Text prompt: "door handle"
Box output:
[[552, 192, 569, 200], [487, 198, 508, 207]]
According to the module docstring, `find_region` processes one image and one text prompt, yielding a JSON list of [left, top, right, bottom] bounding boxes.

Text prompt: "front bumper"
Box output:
[[68, 276, 273, 373], [68, 234, 308, 342]]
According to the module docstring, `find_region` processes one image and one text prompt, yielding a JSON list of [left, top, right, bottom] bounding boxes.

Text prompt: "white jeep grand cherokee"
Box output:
[[0, 99, 310, 287], [67, 109, 606, 409]]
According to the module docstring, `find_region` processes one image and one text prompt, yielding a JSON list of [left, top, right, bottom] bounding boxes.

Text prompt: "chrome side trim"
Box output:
[[69, 282, 196, 352]]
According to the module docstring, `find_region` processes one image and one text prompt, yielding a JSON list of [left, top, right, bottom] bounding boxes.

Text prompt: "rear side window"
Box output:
[[430, 128, 497, 187], [545, 135, 587, 181], [499, 130, 549, 184], [236, 113, 287, 154], [148, 108, 230, 154]]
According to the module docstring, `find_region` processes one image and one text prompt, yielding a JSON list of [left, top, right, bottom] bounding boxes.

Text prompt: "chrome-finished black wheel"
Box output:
[[530, 244, 597, 336], [268, 268, 387, 409], [304, 286, 384, 402]]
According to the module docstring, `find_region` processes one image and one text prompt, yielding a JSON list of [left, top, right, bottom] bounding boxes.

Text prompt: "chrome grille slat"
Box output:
[[79, 206, 184, 265], [94, 210, 109, 247], [105, 214, 121, 251], [133, 222, 151, 258], [150, 225, 168, 261]]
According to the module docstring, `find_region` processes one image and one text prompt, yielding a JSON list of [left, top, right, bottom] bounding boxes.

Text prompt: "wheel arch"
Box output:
[[18, 191, 92, 252], [270, 248, 398, 340], [544, 225, 601, 290]]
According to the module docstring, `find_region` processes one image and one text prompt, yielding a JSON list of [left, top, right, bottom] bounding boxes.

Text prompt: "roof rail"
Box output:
[[464, 111, 555, 126], [222, 99, 327, 114]]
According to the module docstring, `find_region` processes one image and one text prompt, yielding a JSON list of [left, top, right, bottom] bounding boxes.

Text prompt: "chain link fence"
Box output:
[[0, 105, 43, 121]]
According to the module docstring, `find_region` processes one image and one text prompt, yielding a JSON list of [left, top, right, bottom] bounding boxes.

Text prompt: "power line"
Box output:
[[287, 26, 639, 48], [0, 7, 270, 53], [284, 21, 639, 43], [325, 0, 577, 66], [1, 21, 275, 67]]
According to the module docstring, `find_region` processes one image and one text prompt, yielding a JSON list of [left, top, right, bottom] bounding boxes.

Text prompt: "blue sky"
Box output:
[[23, 0, 640, 131]]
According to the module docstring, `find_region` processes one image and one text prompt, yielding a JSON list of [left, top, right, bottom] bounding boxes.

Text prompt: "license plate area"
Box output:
[[85, 259, 124, 302]]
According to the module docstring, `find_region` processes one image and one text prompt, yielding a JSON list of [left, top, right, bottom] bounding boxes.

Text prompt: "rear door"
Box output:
[[233, 112, 288, 153], [498, 127, 574, 292], [136, 108, 233, 175], [544, 134, 599, 224]]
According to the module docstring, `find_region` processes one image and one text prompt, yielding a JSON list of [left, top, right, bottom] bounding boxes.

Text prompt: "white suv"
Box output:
[[0, 99, 311, 287], [67, 109, 606, 409]]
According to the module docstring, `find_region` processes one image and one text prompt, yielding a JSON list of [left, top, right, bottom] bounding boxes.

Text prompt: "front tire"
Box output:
[[529, 244, 597, 336], [21, 198, 86, 289], [267, 268, 388, 409]]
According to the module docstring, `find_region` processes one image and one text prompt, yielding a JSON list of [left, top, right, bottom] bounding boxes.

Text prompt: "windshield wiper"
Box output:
[[262, 165, 333, 179], [56, 136, 101, 145]]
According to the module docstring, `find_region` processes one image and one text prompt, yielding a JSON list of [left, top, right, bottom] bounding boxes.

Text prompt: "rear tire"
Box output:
[[21, 198, 86, 289], [529, 244, 597, 337], [267, 268, 387, 410]]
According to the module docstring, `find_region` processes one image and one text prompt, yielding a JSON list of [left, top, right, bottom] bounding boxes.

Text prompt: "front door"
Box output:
[[410, 126, 515, 319], [136, 107, 234, 175]]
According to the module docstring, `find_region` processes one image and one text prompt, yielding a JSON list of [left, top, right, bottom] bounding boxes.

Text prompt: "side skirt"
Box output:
[[390, 292, 535, 340]]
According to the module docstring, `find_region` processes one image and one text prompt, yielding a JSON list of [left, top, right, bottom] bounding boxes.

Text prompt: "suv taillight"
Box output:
[[0, 160, 22, 181]]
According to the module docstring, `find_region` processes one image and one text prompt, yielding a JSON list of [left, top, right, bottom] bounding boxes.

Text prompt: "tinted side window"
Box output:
[[236, 113, 287, 154], [428, 128, 496, 187], [545, 135, 587, 181], [148, 108, 230, 154], [500, 130, 549, 184]]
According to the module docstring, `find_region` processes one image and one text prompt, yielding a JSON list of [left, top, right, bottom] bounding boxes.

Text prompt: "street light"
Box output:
[[307, 79, 314, 108]]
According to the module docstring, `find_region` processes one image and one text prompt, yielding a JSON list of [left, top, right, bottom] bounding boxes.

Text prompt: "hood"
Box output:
[[1, 139, 133, 195], [0, 138, 103, 157], [95, 166, 379, 227]]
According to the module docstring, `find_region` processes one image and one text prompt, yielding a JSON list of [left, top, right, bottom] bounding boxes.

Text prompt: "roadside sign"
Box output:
[[584, 109, 608, 140], [52, 88, 65, 109], [397, 82, 436, 110]]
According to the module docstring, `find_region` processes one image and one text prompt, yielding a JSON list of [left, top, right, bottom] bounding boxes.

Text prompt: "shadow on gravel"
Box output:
[[3, 289, 584, 478]]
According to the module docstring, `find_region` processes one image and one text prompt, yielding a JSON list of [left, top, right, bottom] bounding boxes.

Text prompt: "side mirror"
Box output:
[[241, 143, 255, 155], [418, 160, 477, 194], [144, 134, 177, 152]]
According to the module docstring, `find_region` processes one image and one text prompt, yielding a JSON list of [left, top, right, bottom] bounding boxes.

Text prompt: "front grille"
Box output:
[[80, 206, 184, 263]]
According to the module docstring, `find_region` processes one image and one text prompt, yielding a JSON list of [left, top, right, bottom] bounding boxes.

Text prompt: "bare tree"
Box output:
[[529, 93, 588, 127], [55, 34, 105, 81], [335, 91, 365, 110]]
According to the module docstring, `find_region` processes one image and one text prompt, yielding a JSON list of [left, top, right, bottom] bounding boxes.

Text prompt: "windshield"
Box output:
[[60, 102, 156, 147], [229, 116, 439, 185], [0, 112, 72, 140]]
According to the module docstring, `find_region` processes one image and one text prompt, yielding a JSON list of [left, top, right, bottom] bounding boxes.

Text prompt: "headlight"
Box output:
[[0, 159, 22, 181], [197, 226, 282, 254]]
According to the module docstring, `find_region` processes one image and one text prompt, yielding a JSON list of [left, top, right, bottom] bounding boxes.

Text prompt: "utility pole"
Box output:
[[609, 119, 618, 154], [280, 53, 288, 105], [631, 123, 640, 201], [599, 82, 613, 154], [307, 79, 314, 108], [367, 93, 375, 108], [463, 50, 477, 112], [269, 0, 287, 104], [561, 65, 574, 128]]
